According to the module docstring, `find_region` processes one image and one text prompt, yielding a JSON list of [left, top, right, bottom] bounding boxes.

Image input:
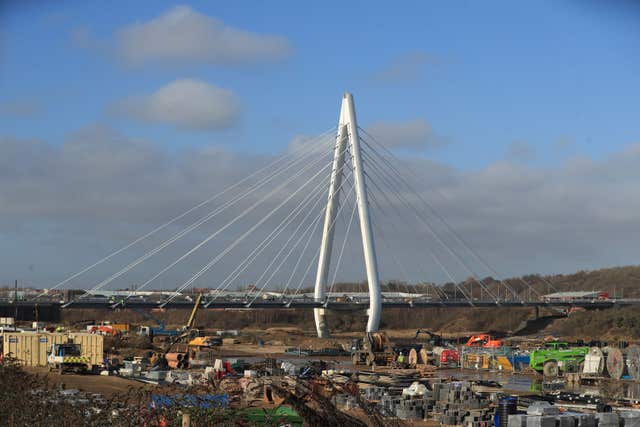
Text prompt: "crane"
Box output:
[[184, 293, 202, 331], [150, 294, 208, 369]]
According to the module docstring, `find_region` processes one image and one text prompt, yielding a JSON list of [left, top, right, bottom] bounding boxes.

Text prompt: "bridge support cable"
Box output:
[[78, 137, 339, 302], [34, 127, 337, 300], [360, 151, 461, 301], [367, 190, 455, 301], [213, 181, 356, 306], [366, 175, 471, 303], [367, 197, 427, 298], [354, 137, 442, 300], [365, 160, 490, 303], [139, 147, 339, 302], [360, 146, 498, 303], [288, 183, 358, 299], [245, 199, 350, 305], [279, 182, 356, 301], [360, 167, 420, 298], [359, 128, 554, 299], [321, 165, 369, 296], [210, 190, 331, 305], [280, 200, 334, 297], [239, 177, 346, 305], [327, 189, 358, 295], [363, 143, 517, 301], [205, 173, 335, 305], [362, 139, 544, 302], [161, 149, 348, 305], [75, 131, 336, 300]]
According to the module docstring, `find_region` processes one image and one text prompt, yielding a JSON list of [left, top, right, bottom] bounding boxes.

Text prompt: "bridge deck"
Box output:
[[5, 298, 636, 311]]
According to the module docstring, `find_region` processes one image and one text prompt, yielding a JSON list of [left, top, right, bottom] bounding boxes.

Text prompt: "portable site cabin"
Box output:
[[1, 332, 103, 367]]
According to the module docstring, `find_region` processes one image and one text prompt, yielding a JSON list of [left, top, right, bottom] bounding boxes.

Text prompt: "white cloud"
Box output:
[[2, 126, 640, 288], [367, 119, 449, 151], [115, 5, 292, 66], [111, 79, 241, 130], [370, 52, 437, 84]]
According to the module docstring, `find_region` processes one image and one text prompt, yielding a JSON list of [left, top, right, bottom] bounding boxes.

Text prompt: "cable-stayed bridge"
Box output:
[[30, 93, 621, 336]]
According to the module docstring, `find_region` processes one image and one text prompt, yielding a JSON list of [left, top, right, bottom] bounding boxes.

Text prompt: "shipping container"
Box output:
[[109, 323, 130, 333], [2, 332, 103, 367], [2, 332, 66, 367]]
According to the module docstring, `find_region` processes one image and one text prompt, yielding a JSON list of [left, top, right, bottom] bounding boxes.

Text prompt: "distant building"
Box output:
[[542, 291, 609, 302]]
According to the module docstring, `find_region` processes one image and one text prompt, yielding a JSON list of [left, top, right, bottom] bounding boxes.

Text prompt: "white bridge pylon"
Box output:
[[313, 93, 382, 337]]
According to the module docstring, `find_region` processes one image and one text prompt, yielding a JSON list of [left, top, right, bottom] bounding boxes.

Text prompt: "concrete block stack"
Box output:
[[597, 413, 620, 427], [508, 414, 528, 427], [332, 393, 357, 410], [378, 394, 402, 417], [431, 381, 493, 426], [525, 416, 556, 427], [621, 412, 640, 427], [395, 397, 430, 420], [361, 386, 386, 401], [558, 415, 577, 427], [508, 409, 630, 427], [527, 402, 560, 416], [576, 414, 597, 427]]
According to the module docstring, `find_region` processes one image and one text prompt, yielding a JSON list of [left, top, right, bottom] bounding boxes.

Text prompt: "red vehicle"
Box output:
[[465, 334, 503, 348], [436, 348, 459, 367], [88, 325, 119, 336]]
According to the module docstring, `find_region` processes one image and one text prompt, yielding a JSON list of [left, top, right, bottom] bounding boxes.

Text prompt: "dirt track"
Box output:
[[25, 367, 151, 398]]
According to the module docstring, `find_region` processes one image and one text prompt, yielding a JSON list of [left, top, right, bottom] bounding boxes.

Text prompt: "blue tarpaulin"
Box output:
[[150, 393, 229, 410]]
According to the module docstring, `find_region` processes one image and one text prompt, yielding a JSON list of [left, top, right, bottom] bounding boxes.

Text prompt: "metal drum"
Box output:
[[626, 345, 640, 381], [583, 347, 604, 375], [419, 348, 429, 365], [408, 348, 418, 366], [604, 347, 625, 379]]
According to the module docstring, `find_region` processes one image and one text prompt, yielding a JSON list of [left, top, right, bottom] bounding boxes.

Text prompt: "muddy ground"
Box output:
[[25, 366, 150, 398]]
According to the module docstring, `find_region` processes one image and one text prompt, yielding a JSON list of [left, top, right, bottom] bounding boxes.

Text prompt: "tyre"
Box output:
[[543, 360, 559, 378]]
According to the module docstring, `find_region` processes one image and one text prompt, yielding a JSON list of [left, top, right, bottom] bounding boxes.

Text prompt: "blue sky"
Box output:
[[2, 1, 638, 167], [1, 1, 640, 288]]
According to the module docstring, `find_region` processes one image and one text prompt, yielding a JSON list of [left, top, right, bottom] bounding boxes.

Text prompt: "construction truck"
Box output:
[[47, 343, 90, 374], [351, 332, 395, 367], [135, 308, 181, 338], [530, 341, 589, 377]]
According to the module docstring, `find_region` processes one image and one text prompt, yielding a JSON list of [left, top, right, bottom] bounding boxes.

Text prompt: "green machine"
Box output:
[[530, 341, 589, 377]]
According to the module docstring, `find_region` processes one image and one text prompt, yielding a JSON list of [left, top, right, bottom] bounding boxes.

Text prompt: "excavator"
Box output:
[[465, 334, 503, 348]]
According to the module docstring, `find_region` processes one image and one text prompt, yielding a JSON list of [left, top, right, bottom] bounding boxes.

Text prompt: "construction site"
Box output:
[[3, 90, 640, 425], [5, 286, 640, 427], [2, 2, 639, 426]]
